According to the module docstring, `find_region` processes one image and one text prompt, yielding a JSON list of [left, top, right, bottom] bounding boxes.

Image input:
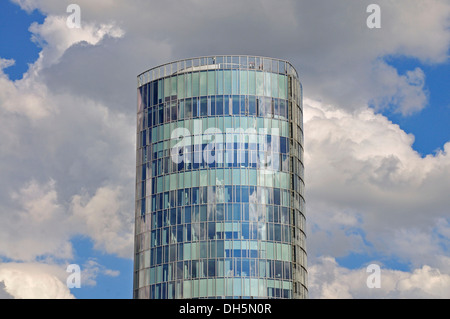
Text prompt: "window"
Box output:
[[257, 97, 264, 117], [264, 72, 271, 97], [171, 102, 177, 121], [200, 97, 207, 116], [216, 96, 223, 116], [224, 70, 232, 94], [178, 100, 184, 120], [177, 75, 185, 99], [271, 73, 278, 98], [240, 96, 246, 115], [217, 70, 223, 95], [192, 72, 199, 96], [248, 71, 256, 95], [273, 98, 279, 118], [164, 77, 170, 99], [208, 96, 215, 116], [278, 74, 287, 100], [185, 73, 192, 98], [248, 96, 256, 116], [171, 76, 177, 97], [200, 71, 207, 96], [185, 98, 192, 119], [232, 70, 239, 95], [152, 81, 158, 106], [223, 95, 230, 115], [256, 72, 264, 96], [158, 79, 163, 103], [192, 97, 198, 118], [232, 95, 239, 115], [240, 70, 248, 95], [207, 71, 215, 95]]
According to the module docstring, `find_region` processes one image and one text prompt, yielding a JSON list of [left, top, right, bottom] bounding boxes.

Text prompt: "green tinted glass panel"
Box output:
[[158, 79, 163, 102], [171, 76, 177, 96], [240, 70, 248, 95], [271, 73, 278, 98], [207, 71, 215, 95], [186, 73, 192, 98], [264, 72, 271, 97], [248, 71, 256, 95], [192, 72, 199, 96], [218, 71, 223, 95], [256, 72, 264, 96], [279, 74, 286, 99], [200, 71, 207, 96], [224, 70, 232, 94], [164, 77, 170, 98], [232, 70, 239, 95], [177, 75, 185, 99]]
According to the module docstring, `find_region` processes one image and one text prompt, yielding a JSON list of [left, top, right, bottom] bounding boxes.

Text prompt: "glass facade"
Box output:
[[134, 56, 306, 299]]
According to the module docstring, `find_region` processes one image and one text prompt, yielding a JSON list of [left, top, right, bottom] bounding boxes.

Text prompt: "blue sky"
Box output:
[[69, 236, 133, 299], [381, 56, 450, 156], [0, 0, 449, 299], [0, 0, 44, 80]]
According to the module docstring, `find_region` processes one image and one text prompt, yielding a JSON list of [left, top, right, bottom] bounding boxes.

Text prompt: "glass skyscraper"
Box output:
[[134, 56, 306, 299]]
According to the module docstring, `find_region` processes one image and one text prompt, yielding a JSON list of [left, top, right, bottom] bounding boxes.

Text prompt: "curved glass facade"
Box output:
[[134, 56, 306, 299]]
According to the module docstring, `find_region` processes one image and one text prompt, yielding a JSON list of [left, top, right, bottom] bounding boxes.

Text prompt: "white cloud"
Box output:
[[0, 66, 53, 120], [11, 0, 450, 115], [304, 98, 450, 271], [11, 179, 60, 222], [0, 281, 14, 299], [0, 13, 124, 122], [396, 265, 450, 298], [0, 58, 15, 70], [80, 259, 120, 287], [0, 178, 131, 297], [0, 263, 74, 299], [0, 178, 134, 262], [70, 185, 134, 259], [0, 179, 73, 261], [309, 257, 450, 299], [369, 62, 428, 115], [0, 7, 134, 261], [28, 15, 124, 69]]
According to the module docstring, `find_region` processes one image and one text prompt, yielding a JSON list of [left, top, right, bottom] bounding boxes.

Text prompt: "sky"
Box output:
[[0, 0, 449, 299]]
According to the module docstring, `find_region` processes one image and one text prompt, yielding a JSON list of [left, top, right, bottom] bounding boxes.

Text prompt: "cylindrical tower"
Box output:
[[134, 56, 306, 299]]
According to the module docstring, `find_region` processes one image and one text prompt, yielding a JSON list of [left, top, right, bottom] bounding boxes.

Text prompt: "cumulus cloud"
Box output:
[[29, 15, 124, 69], [0, 2, 132, 295], [80, 259, 120, 287], [0, 58, 15, 70], [70, 185, 134, 259], [309, 257, 450, 299], [304, 98, 450, 271], [11, 0, 450, 115], [0, 263, 74, 299], [0, 0, 134, 260], [369, 62, 428, 115], [0, 178, 134, 262], [0, 64, 53, 120], [0, 179, 73, 261], [0, 281, 14, 299]]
